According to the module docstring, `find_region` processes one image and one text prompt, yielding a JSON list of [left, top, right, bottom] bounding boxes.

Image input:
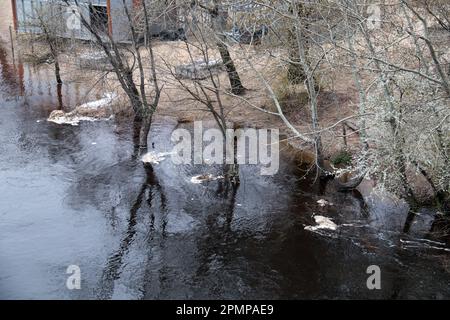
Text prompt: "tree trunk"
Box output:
[[287, 61, 305, 84], [210, 2, 245, 95], [225, 132, 240, 185], [217, 41, 245, 95], [54, 57, 62, 85], [132, 115, 142, 157], [287, 2, 308, 84], [56, 83, 63, 110], [139, 114, 152, 152], [287, 30, 305, 84]]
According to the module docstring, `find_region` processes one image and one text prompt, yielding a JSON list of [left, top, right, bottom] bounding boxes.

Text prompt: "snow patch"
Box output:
[[77, 92, 116, 110]]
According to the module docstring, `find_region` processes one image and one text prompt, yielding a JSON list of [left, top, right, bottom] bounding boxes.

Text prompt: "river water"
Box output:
[[0, 39, 449, 299]]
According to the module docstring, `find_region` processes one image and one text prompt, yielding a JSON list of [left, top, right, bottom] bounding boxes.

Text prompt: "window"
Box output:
[[89, 5, 108, 33]]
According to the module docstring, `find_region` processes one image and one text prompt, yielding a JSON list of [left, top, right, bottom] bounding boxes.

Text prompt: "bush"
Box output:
[[331, 150, 352, 167]]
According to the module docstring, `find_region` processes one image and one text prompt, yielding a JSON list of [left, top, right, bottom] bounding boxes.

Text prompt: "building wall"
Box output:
[[1, 0, 14, 42], [109, 0, 133, 42], [12, 0, 185, 43], [12, 0, 132, 42]]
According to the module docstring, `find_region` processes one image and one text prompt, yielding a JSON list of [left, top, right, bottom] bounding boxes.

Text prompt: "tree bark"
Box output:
[[53, 55, 62, 85], [209, 1, 245, 95], [139, 115, 152, 152], [287, 2, 308, 84], [287, 31, 305, 84], [216, 41, 245, 95], [56, 83, 63, 110]]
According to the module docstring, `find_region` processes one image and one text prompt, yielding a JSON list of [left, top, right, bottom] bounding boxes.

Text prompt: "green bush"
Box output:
[[331, 150, 352, 166]]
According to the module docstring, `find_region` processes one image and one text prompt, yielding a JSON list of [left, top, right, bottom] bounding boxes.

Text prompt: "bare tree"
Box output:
[[24, 0, 449, 206], [190, 0, 246, 95], [217, 0, 448, 203], [22, 0, 67, 109], [163, 20, 241, 184], [335, 0, 449, 202], [62, 0, 162, 152]]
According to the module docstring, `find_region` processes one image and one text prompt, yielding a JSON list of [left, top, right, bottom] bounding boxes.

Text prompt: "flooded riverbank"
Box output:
[[0, 40, 449, 299]]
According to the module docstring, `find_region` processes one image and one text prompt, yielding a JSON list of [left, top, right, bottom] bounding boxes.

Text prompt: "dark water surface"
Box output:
[[0, 43, 449, 299]]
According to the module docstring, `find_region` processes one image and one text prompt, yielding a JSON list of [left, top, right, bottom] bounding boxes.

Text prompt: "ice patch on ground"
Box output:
[[78, 93, 116, 109]]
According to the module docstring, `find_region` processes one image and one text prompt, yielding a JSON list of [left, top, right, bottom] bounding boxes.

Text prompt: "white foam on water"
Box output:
[[47, 92, 117, 126], [190, 174, 224, 184], [304, 215, 338, 231], [47, 115, 107, 126], [317, 199, 333, 207], [141, 151, 175, 164]]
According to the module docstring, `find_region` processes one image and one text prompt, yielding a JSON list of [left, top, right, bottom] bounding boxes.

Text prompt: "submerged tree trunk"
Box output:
[[64, 0, 161, 156], [225, 134, 240, 185], [132, 115, 142, 157], [56, 83, 63, 110], [139, 114, 152, 152], [54, 56, 62, 85]]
